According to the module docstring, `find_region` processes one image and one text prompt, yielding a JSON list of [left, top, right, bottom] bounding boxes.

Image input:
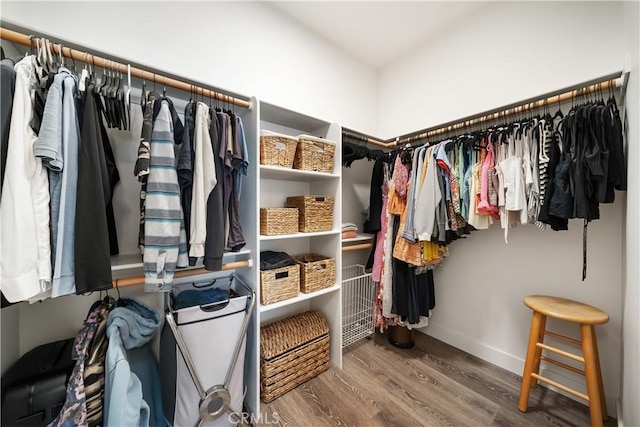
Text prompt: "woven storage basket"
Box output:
[[294, 254, 336, 293], [260, 130, 298, 168], [260, 264, 300, 305], [260, 208, 298, 236], [260, 311, 330, 403], [293, 135, 336, 173], [285, 195, 334, 232]]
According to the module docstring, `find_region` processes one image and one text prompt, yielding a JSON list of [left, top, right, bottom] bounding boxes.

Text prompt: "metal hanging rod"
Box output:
[[395, 71, 625, 146], [342, 243, 373, 252], [112, 260, 252, 288], [342, 71, 626, 149], [0, 26, 251, 109], [342, 128, 389, 149]]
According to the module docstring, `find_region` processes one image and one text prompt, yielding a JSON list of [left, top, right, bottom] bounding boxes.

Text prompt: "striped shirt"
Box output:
[[144, 100, 188, 291]]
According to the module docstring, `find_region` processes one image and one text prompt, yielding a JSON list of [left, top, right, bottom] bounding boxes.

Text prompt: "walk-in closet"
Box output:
[[0, 2, 638, 427]]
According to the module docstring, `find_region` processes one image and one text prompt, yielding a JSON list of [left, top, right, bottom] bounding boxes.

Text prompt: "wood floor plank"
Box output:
[[257, 332, 616, 427], [345, 349, 478, 425], [404, 332, 611, 425], [348, 339, 499, 426]]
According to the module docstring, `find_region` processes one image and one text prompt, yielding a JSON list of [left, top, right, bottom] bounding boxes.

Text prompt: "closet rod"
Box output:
[[0, 26, 251, 109], [342, 128, 389, 149], [113, 260, 252, 288], [341, 72, 626, 149], [394, 71, 625, 146], [342, 243, 373, 252]]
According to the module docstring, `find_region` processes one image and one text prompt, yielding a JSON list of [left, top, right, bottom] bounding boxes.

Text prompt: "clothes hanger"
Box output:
[[125, 64, 131, 124], [141, 70, 147, 106]]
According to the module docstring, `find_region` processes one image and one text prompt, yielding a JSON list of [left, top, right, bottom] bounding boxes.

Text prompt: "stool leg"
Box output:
[[519, 311, 544, 412], [581, 324, 603, 427], [591, 325, 608, 421], [530, 315, 546, 388]]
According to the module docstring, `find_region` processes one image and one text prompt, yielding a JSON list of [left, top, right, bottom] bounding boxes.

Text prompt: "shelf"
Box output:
[[259, 284, 340, 313], [260, 230, 340, 241], [342, 233, 374, 244], [111, 249, 252, 271], [260, 165, 339, 182], [260, 101, 329, 132]]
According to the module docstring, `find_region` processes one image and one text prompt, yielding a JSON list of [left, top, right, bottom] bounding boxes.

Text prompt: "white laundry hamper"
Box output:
[[160, 274, 255, 427]]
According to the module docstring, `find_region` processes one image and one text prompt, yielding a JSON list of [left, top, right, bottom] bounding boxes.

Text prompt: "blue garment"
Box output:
[[461, 149, 474, 220], [104, 297, 162, 427], [34, 70, 66, 260], [402, 147, 425, 243], [34, 68, 80, 297], [129, 346, 166, 427], [54, 74, 80, 296], [173, 287, 229, 310], [435, 142, 452, 202]]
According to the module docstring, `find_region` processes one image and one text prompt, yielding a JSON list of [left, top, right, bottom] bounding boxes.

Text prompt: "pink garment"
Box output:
[[371, 179, 389, 283], [477, 142, 499, 216], [393, 156, 409, 198]]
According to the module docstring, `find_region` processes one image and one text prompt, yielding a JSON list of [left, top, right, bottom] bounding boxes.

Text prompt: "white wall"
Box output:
[[378, 1, 627, 412], [622, 2, 639, 426], [0, 1, 378, 135], [378, 1, 626, 139]]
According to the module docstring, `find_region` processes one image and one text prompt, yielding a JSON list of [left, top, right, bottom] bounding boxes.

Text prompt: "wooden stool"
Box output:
[[518, 295, 609, 427]]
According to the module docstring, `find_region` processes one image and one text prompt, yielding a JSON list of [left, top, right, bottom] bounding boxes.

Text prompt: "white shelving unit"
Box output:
[[242, 100, 343, 414]]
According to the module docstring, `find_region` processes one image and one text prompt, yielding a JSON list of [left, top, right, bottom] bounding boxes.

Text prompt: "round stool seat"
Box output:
[[524, 295, 609, 325]]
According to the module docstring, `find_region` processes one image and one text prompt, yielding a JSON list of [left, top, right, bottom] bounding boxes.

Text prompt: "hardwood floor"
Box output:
[[259, 332, 616, 426]]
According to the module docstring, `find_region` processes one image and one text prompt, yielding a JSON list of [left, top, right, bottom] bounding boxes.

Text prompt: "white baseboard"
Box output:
[[419, 322, 618, 414], [617, 398, 623, 427]]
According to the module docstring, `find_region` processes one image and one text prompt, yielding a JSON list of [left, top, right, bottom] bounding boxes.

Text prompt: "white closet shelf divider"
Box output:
[[259, 284, 340, 313], [259, 230, 340, 241], [260, 165, 340, 181], [341, 233, 374, 244]]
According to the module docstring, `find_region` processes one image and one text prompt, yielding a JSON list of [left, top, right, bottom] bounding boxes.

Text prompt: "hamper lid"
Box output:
[[296, 134, 336, 145], [260, 311, 329, 360]]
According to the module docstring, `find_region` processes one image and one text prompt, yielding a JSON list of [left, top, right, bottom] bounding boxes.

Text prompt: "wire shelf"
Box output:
[[342, 265, 375, 349]]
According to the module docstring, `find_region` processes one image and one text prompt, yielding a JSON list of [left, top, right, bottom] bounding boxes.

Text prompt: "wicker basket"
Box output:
[[260, 264, 299, 305], [260, 130, 298, 168], [260, 208, 298, 236], [294, 135, 336, 173], [260, 311, 330, 402], [285, 195, 334, 232], [294, 254, 336, 293]]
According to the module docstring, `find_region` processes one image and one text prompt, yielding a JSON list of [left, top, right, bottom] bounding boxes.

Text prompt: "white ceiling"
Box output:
[[269, 1, 489, 68]]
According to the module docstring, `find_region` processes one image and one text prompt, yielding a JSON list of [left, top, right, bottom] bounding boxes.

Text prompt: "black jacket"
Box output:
[[204, 108, 225, 271], [75, 84, 112, 293]]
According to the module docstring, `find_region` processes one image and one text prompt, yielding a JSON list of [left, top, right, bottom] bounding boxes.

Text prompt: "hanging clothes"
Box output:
[[0, 55, 17, 197], [226, 112, 246, 252], [104, 298, 163, 427], [75, 82, 113, 294], [177, 100, 195, 264], [134, 90, 160, 255], [50, 299, 112, 427], [203, 106, 224, 271], [35, 68, 81, 297], [0, 55, 52, 303], [143, 100, 188, 290], [84, 297, 115, 427]]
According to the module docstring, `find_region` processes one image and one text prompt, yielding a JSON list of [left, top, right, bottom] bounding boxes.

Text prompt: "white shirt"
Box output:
[[0, 56, 52, 302], [189, 102, 217, 258]]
